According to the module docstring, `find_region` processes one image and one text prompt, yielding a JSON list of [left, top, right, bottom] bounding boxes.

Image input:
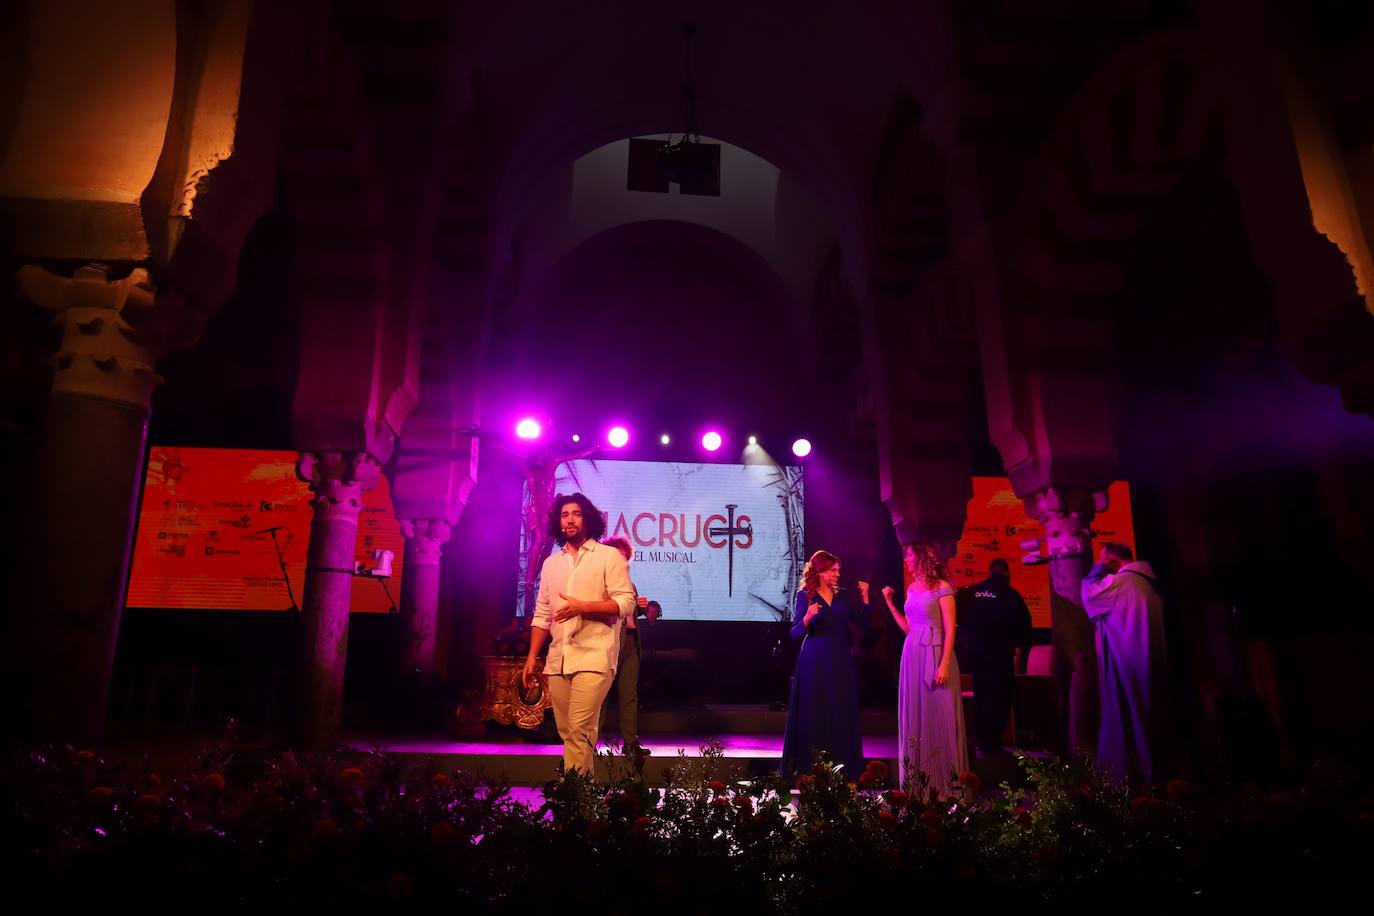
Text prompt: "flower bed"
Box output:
[[3, 736, 1368, 912]]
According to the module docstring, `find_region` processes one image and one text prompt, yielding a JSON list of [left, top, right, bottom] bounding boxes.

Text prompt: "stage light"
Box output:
[[702, 431, 723, 452], [747, 435, 758, 446], [572, 434, 581, 443], [515, 418, 541, 440], [660, 434, 671, 445], [608, 426, 630, 448], [792, 438, 812, 458]]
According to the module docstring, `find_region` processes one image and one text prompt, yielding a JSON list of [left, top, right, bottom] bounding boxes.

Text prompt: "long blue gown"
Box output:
[[780, 587, 868, 778]]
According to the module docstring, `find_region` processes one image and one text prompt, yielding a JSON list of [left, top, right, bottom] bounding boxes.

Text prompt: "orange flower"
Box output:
[[201, 772, 225, 792], [795, 775, 815, 791], [339, 767, 364, 784], [75, 750, 96, 762], [865, 760, 889, 781], [885, 789, 909, 809], [87, 786, 114, 801], [709, 780, 727, 794], [919, 808, 943, 828], [878, 811, 897, 831], [958, 770, 982, 793], [732, 795, 753, 812], [631, 816, 653, 838], [432, 772, 450, 787]]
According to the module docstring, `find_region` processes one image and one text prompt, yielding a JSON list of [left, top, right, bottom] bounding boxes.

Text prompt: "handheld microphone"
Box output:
[[256, 525, 287, 534]]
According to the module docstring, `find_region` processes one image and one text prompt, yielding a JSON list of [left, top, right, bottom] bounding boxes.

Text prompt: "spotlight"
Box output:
[[792, 438, 812, 458], [702, 431, 723, 452], [572, 434, 581, 443], [515, 418, 541, 440], [608, 426, 630, 448], [747, 435, 758, 446], [660, 434, 671, 445]]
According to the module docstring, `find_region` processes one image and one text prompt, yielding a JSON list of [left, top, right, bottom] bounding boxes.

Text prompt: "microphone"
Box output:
[[256, 525, 287, 534]]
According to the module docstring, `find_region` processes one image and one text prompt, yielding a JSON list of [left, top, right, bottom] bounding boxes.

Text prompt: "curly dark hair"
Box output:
[[546, 492, 606, 544]]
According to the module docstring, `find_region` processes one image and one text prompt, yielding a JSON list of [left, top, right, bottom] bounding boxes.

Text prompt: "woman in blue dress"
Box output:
[[884, 542, 968, 797], [780, 550, 870, 778]]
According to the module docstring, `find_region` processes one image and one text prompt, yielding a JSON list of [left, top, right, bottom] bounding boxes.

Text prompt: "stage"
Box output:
[[341, 703, 1028, 789]]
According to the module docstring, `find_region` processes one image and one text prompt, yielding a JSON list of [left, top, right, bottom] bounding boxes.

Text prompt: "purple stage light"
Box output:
[[515, 418, 541, 440], [608, 426, 630, 448], [702, 431, 723, 452], [792, 438, 812, 458]]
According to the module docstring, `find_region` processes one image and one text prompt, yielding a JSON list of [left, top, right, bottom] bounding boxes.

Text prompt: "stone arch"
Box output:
[[997, 31, 1374, 447]]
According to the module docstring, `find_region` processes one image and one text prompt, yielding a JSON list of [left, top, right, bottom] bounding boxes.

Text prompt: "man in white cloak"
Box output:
[[1082, 542, 1167, 784]]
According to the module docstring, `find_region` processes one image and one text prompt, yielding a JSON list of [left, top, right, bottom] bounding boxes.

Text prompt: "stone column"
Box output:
[[295, 450, 379, 751], [398, 518, 451, 679], [1024, 487, 1108, 758], [5, 266, 162, 745]]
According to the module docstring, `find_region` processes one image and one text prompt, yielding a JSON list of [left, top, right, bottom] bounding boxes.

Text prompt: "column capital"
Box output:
[[18, 264, 163, 407], [17, 262, 209, 407], [295, 451, 381, 521], [399, 518, 452, 565], [1022, 487, 1110, 561]]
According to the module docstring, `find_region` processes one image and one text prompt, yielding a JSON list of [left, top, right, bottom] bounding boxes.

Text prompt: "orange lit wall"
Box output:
[[949, 478, 1136, 628], [127, 447, 404, 612]]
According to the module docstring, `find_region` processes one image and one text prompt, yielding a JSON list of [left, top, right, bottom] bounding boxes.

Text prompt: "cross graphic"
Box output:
[[708, 504, 753, 596]]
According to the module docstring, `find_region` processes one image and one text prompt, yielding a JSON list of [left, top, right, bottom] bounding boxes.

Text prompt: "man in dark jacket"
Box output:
[[957, 558, 1033, 755]]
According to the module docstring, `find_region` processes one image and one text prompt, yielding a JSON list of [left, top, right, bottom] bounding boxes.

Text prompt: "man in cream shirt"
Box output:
[[522, 492, 636, 774]]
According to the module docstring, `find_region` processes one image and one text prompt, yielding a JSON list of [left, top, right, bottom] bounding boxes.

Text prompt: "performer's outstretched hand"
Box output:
[[521, 654, 538, 689]]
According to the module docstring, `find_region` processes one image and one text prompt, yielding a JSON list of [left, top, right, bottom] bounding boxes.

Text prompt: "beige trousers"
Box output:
[[547, 669, 615, 775]]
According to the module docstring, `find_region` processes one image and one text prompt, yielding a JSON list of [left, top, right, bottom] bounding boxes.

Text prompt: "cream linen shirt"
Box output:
[[532, 539, 636, 675]]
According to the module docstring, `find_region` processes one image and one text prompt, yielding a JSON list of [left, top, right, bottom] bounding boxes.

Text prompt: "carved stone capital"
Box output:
[[399, 518, 452, 565], [295, 451, 381, 523], [18, 264, 164, 407], [1022, 487, 1109, 561]]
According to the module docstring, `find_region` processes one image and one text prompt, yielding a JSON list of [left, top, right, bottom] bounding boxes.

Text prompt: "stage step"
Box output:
[[635, 704, 898, 734], [352, 733, 905, 786]]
